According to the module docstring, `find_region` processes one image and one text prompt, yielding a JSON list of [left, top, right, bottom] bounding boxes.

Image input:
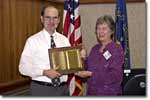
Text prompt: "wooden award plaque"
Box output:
[[48, 45, 84, 74]]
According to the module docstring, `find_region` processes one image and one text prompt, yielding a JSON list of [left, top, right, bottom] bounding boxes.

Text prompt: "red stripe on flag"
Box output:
[[72, 86, 81, 95], [74, 16, 81, 29], [75, 36, 82, 45], [63, 12, 70, 37], [69, 17, 81, 46], [72, 76, 83, 96], [66, 73, 74, 86], [69, 30, 75, 46]]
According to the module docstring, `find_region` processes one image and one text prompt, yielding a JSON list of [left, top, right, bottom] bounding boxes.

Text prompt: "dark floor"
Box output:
[[1, 86, 30, 96]]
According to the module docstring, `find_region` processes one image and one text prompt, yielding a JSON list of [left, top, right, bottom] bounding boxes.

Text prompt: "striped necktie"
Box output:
[[50, 35, 56, 48], [50, 35, 61, 87]]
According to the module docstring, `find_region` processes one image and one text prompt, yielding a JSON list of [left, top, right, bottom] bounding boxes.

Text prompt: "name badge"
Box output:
[[103, 50, 112, 60]]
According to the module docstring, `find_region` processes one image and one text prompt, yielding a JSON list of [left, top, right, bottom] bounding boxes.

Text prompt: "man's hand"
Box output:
[[43, 69, 61, 79]]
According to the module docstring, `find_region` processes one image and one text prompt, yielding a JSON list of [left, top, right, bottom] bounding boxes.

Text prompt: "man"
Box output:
[[19, 6, 70, 96]]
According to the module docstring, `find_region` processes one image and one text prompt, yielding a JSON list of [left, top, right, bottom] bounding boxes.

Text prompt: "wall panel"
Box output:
[[0, 0, 64, 93]]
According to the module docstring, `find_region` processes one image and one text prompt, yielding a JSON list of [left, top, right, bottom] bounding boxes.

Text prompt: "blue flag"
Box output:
[[115, 0, 131, 72]]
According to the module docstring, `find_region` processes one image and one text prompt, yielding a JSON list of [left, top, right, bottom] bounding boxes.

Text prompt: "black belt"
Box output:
[[32, 80, 66, 87]]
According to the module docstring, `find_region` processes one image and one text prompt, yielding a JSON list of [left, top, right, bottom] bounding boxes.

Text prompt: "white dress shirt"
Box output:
[[19, 29, 71, 83]]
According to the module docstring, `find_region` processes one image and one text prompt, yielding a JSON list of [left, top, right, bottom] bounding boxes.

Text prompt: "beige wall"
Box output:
[[80, 3, 146, 69]]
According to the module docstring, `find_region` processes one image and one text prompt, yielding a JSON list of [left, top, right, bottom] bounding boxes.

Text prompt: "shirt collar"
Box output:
[[42, 29, 58, 49], [99, 41, 114, 51], [42, 29, 57, 40], [43, 28, 57, 35], [105, 41, 113, 47]]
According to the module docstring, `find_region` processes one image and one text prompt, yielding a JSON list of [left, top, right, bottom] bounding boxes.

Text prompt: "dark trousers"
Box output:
[[29, 81, 69, 96]]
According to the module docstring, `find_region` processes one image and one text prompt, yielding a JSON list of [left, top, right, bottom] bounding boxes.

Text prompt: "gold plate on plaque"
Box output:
[[48, 45, 84, 74]]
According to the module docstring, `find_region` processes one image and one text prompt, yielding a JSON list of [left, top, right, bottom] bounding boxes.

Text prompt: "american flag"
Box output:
[[63, 0, 83, 96], [63, 0, 82, 46]]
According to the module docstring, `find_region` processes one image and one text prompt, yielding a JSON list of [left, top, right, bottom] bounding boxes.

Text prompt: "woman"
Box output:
[[76, 15, 124, 96]]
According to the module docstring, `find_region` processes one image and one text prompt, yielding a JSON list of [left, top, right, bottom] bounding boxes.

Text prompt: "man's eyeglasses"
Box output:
[[44, 16, 59, 21]]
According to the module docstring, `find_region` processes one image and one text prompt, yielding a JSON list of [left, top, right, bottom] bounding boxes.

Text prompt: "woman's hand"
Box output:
[[75, 71, 92, 78], [80, 48, 87, 60]]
